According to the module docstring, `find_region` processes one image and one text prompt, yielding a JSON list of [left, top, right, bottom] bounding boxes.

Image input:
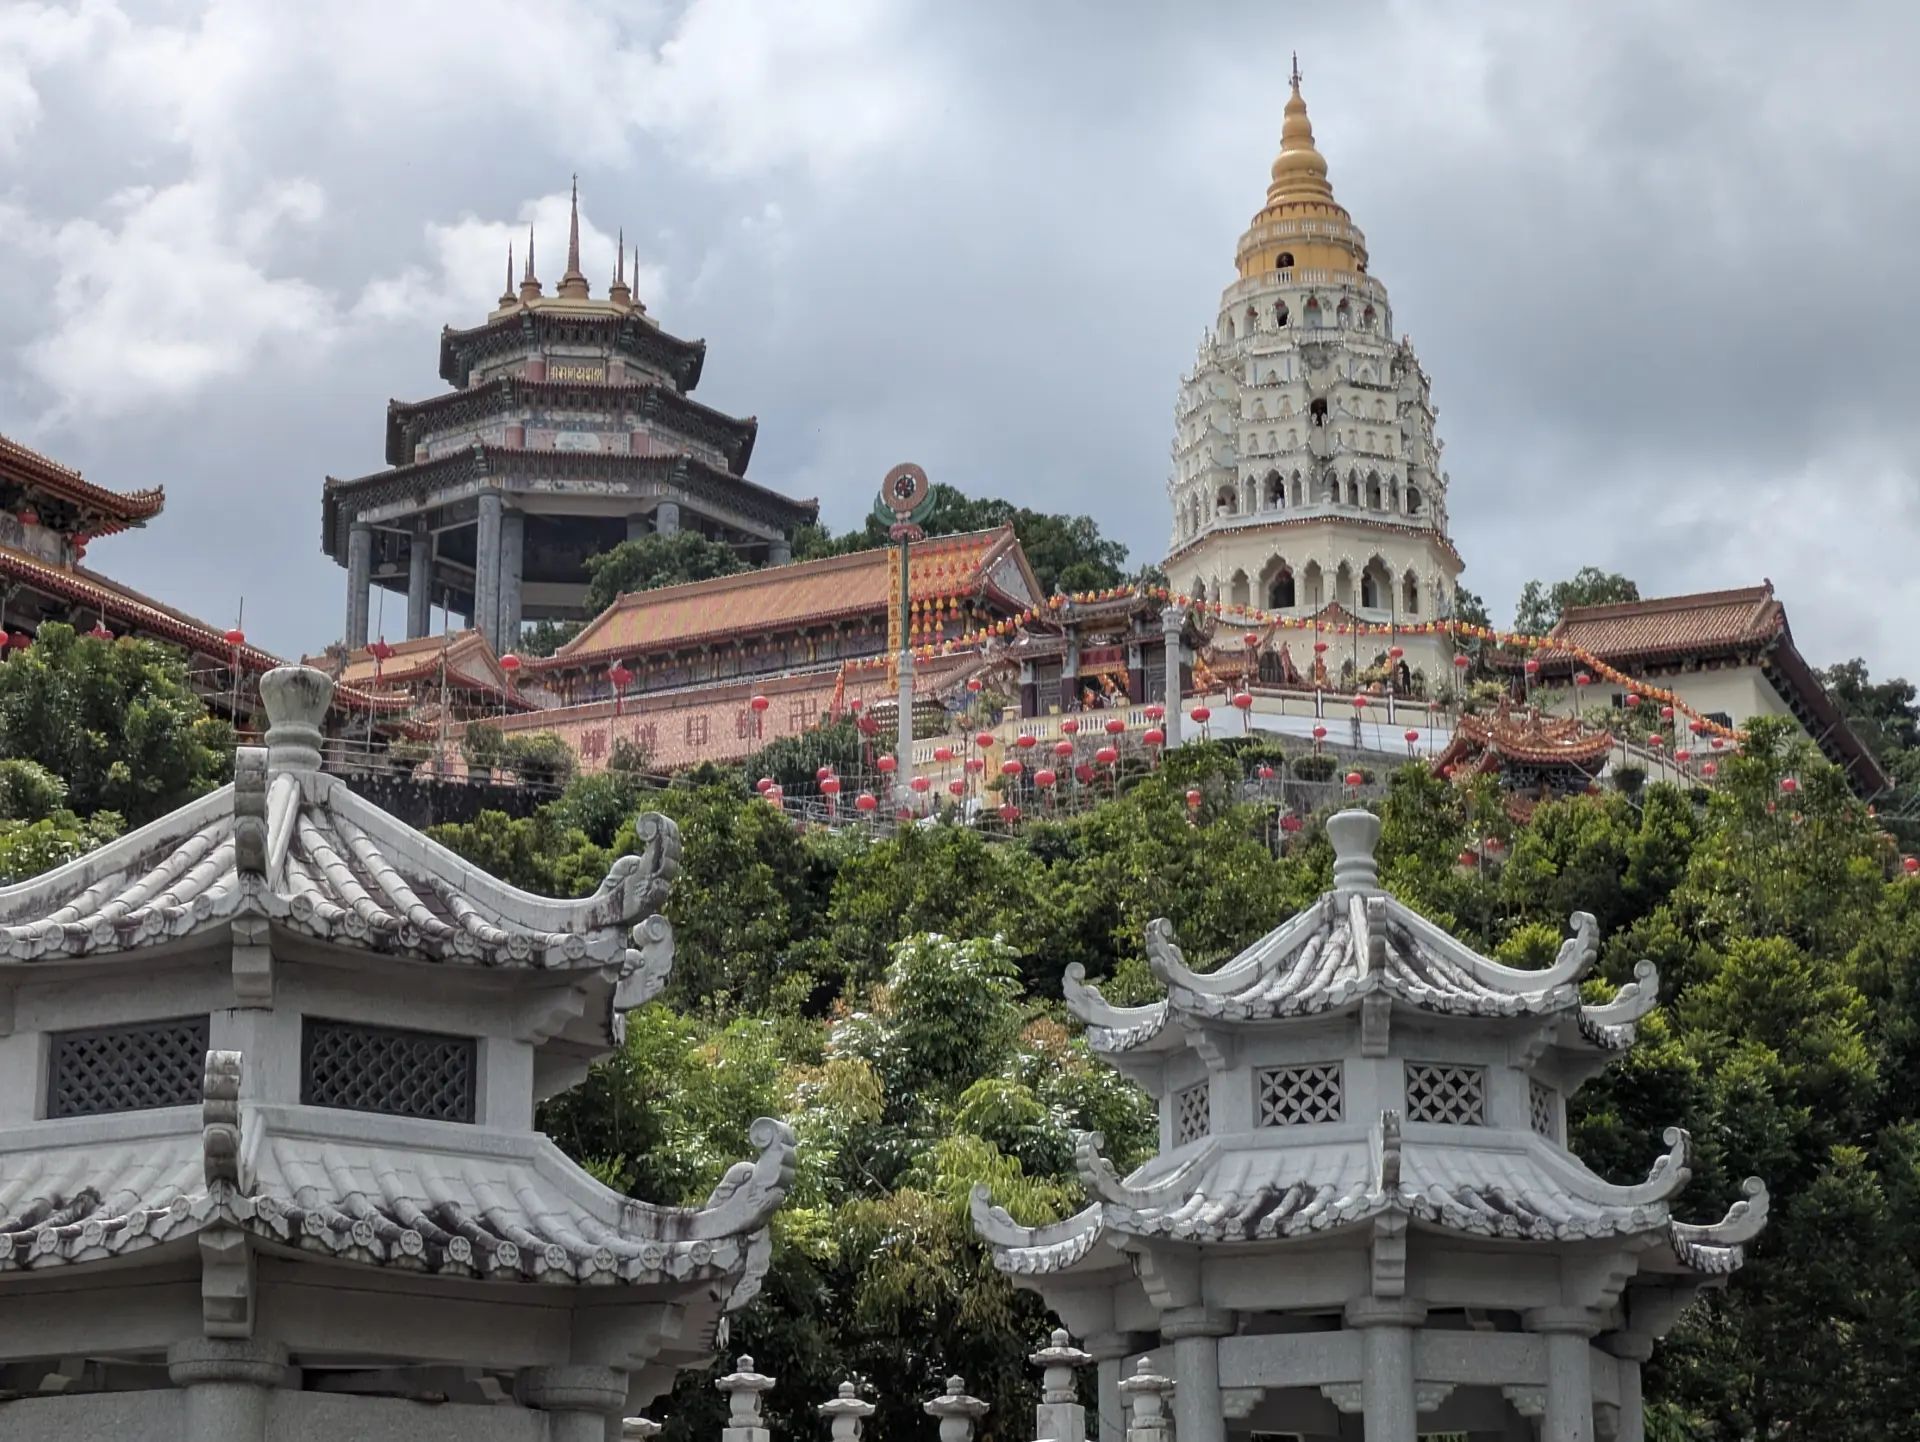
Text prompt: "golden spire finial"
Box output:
[[519, 223, 542, 300], [500, 242, 517, 306], [557, 174, 590, 299], [609, 224, 632, 306], [1267, 57, 1332, 204]]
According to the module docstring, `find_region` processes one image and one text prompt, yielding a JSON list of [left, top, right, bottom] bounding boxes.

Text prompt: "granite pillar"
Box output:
[[517, 1365, 627, 1442], [1083, 1333, 1133, 1442], [499, 509, 525, 647], [654, 502, 680, 536], [1602, 1335, 1651, 1442], [167, 1338, 288, 1442], [1347, 1298, 1423, 1442], [768, 537, 792, 566], [1160, 606, 1186, 745], [345, 522, 372, 649], [1162, 1307, 1230, 1442], [406, 531, 432, 640], [1529, 1311, 1596, 1442], [474, 491, 503, 648]]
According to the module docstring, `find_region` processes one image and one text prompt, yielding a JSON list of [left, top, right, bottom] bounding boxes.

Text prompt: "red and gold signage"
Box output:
[[547, 361, 606, 384]]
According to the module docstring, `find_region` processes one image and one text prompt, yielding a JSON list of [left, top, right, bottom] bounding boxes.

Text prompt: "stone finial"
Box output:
[[1327, 808, 1382, 895], [1117, 1360, 1176, 1442], [718, 1354, 777, 1442], [819, 1380, 876, 1442], [260, 666, 335, 774], [1159, 603, 1186, 635], [1030, 1329, 1092, 1442], [924, 1376, 989, 1442]]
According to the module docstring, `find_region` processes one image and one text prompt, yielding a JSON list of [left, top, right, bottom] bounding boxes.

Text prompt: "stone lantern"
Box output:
[[973, 808, 1767, 1442], [0, 666, 794, 1441]]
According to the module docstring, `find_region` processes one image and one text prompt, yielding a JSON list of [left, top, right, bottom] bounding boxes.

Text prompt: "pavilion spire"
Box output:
[[557, 174, 590, 299], [519, 224, 542, 301], [500, 242, 517, 306], [609, 225, 632, 307]]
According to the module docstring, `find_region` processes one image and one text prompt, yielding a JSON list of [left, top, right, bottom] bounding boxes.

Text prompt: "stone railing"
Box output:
[[631, 1332, 1174, 1442]]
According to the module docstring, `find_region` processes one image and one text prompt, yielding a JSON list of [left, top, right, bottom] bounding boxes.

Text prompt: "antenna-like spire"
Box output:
[[500, 242, 517, 306], [609, 225, 632, 307], [1290, 51, 1302, 90], [557, 173, 590, 299]]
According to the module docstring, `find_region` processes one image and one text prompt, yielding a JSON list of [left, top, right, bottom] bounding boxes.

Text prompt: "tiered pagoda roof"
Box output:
[[440, 305, 708, 392], [1433, 705, 1614, 790], [0, 433, 164, 538]]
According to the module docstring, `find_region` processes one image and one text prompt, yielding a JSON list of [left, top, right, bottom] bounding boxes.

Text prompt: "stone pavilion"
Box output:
[[974, 809, 1768, 1442], [0, 665, 793, 1440]]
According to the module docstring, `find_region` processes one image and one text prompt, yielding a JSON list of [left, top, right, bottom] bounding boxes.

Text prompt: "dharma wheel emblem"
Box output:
[[882, 462, 931, 518]]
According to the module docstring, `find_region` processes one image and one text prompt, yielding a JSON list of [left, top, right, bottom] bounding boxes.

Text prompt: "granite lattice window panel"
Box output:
[[1529, 1078, 1561, 1142], [1257, 1062, 1344, 1126], [48, 1015, 210, 1118], [1174, 1082, 1211, 1146], [1405, 1062, 1487, 1126], [301, 1019, 477, 1124]]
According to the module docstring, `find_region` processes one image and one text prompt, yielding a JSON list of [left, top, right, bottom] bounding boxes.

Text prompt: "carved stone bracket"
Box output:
[[1360, 991, 1392, 1057], [1319, 1382, 1364, 1415], [1503, 1385, 1547, 1418], [1220, 1387, 1264, 1420], [231, 916, 273, 1007], [1414, 1382, 1454, 1413]]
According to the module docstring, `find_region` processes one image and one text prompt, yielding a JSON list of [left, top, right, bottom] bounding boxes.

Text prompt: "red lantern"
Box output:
[[1457, 848, 1479, 868], [1659, 705, 1675, 720], [755, 777, 774, 794], [821, 777, 842, 796], [1904, 856, 1918, 876], [1280, 812, 1303, 834], [1053, 740, 1073, 759], [965, 756, 985, 774], [1404, 729, 1420, 744], [1702, 761, 1718, 778], [223, 627, 246, 647], [1710, 738, 1725, 750], [1780, 776, 1799, 794], [1095, 745, 1119, 765], [1142, 727, 1166, 747], [934, 745, 954, 762], [501, 653, 521, 673], [6, 633, 28, 650], [608, 664, 633, 690], [1388, 646, 1404, 660], [1232, 692, 1253, 710], [1257, 764, 1275, 781], [1352, 694, 1367, 710], [1452, 653, 1469, 670], [1344, 771, 1364, 787], [1185, 788, 1203, 809], [1062, 718, 1080, 735], [1689, 719, 1707, 735], [999, 803, 1020, 824], [816, 765, 834, 782], [855, 792, 878, 813], [750, 694, 770, 713], [976, 732, 996, 750], [967, 677, 983, 692], [1312, 724, 1327, 741], [877, 754, 897, 773], [1001, 759, 1023, 778], [1105, 717, 1125, 735], [1016, 733, 1037, 750], [948, 779, 966, 796], [1622, 691, 1638, 707], [1144, 703, 1165, 721], [89, 621, 112, 640], [1573, 672, 1591, 688], [1073, 763, 1095, 784], [1648, 735, 1664, 749], [911, 775, 932, 793], [1314, 641, 1329, 654], [1244, 632, 1261, 648], [1191, 706, 1211, 724], [1035, 768, 1058, 789], [1484, 836, 1505, 854], [1524, 658, 1541, 677], [1675, 749, 1692, 764]]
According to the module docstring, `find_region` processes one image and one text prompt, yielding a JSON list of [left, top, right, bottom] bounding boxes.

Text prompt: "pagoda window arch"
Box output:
[[1190, 575, 1206, 600], [1345, 469, 1360, 505], [1245, 306, 1259, 334], [1309, 398, 1328, 426], [1267, 561, 1296, 610], [1302, 560, 1325, 609], [1276, 251, 1295, 269], [1335, 561, 1355, 607], [1407, 486, 1424, 515], [1336, 298, 1353, 327], [1304, 296, 1323, 327], [1288, 427, 1299, 447], [1215, 485, 1237, 516], [1402, 569, 1421, 615], [1366, 472, 1383, 509], [1273, 300, 1290, 328], [1362, 304, 1377, 331], [1264, 470, 1285, 508], [1229, 570, 1251, 607], [1253, 399, 1267, 420], [1290, 471, 1305, 506], [1359, 556, 1392, 611]]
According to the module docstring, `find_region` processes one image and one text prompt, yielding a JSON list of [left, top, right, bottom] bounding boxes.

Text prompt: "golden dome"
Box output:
[[1234, 58, 1369, 281]]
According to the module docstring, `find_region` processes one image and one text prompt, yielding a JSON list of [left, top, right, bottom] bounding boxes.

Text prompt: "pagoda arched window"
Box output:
[[1245, 306, 1259, 334], [1304, 296, 1322, 327], [1273, 300, 1289, 328], [1268, 564, 1296, 610], [1302, 561, 1325, 609], [1335, 561, 1355, 608], [1276, 251, 1294, 269], [1215, 485, 1237, 516], [1309, 398, 1328, 427], [1402, 570, 1420, 615], [1366, 473, 1383, 509], [1336, 298, 1352, 327], [1264, 470, 1285, 508], [1290, 472, 1304, 507], [1229, 570, 1251, 607], [1407, 486, 1424, 515]]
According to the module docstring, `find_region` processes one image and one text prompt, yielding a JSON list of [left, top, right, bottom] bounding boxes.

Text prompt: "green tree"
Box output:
[[0, 623, 233, 825], [1513, 566, 1640, 635], [582, 531, 749, 614]]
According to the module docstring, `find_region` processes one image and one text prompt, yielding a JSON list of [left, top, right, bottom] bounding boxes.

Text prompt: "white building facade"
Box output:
[[1165, 65, 1464, 688]]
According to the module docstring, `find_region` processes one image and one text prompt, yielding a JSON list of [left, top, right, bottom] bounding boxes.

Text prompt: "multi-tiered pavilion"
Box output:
[[0, 665, 792, 1440], [323, 184, 818, 652], [975, 809, 1767, 1442]]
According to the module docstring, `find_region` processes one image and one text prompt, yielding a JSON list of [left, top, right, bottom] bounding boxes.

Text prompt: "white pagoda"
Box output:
[[0, 666, 793, 1441], [973, 810, 1767, 1442]]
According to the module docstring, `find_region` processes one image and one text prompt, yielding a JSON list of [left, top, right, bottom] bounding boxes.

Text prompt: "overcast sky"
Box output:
[[3, 0, 1918, 677]]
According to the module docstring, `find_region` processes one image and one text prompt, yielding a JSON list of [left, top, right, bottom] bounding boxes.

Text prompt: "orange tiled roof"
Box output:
[[0, 544, 404, 713], [1541, 586, 1785, 666], [1438, 707, 1616, 770], [0, 434, 165, 535], [542, 527, 1036, 669]]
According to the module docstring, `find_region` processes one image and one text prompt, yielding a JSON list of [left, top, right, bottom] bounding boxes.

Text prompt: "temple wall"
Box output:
[[0, 1388, 184, 1440], [0, 1388, 554, 1441]]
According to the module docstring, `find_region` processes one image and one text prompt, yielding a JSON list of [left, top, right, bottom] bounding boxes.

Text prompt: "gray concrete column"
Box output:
[[654, 501, 680, 535], [1602, 1335, 1652, 1442], [768, 536, 792, 566], [167, 1338, 288, 1441], [1528, 1311, 1597, 1442], [1084, 1333, 1136, 1442], [499, 509, 525, 645], [626, 513, 650, 544], [474, 491, 503, 647], [345, 521, 372, 648], [516, 1365, 628, 1442], [1346, 1298, 1424, 1442], [1161, 606, 1186, 744], [1162, 1307, 1231, 1442], [406, 530, 432, 640]]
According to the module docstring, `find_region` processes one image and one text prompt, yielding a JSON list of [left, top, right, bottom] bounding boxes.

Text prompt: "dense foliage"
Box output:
[[417, 717, 1920, 1440], [1513, 565, 1641, 634]]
